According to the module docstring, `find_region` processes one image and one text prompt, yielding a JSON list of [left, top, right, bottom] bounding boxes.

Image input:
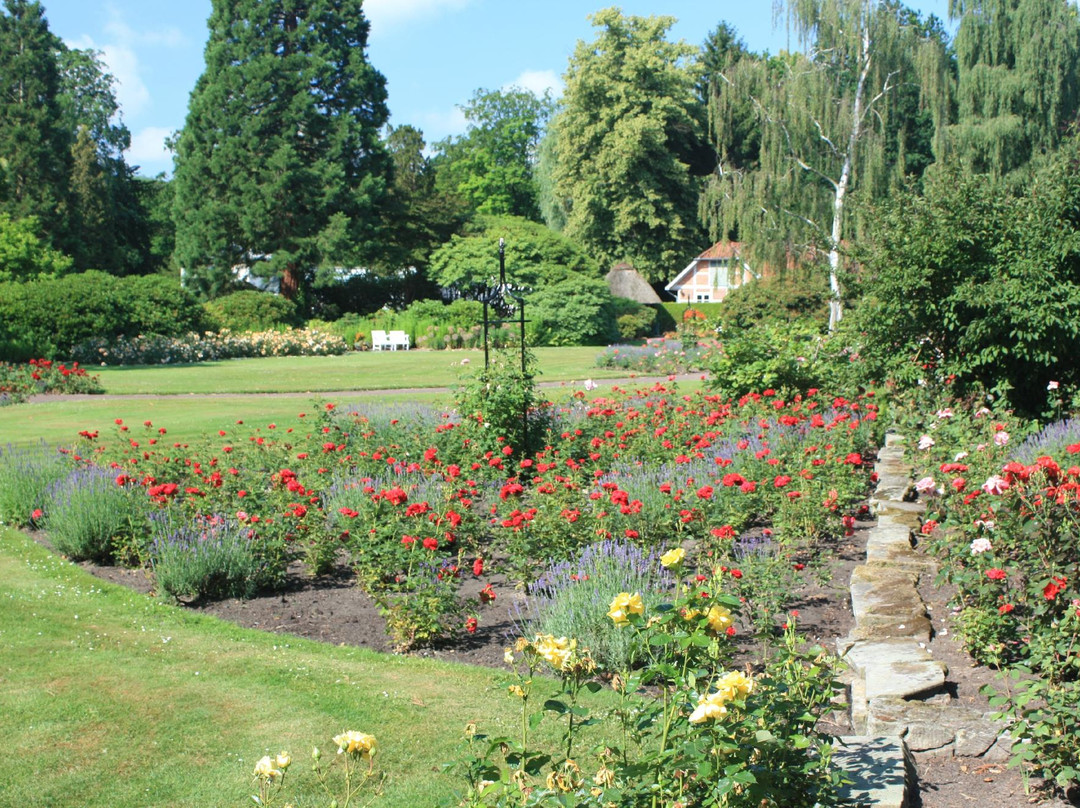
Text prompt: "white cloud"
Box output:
[[126, 126, 174, 173], [100, 42, 151, 116], [415, 106, 469, 141], [364, 0, 474, 30], [503, 69, 563, 99]]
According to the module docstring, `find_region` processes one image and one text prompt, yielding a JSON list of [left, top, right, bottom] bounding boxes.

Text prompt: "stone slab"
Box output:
[[834, 736, 909, 808], [844, 638, 947, 700], [867, 697, 998, 755], [850, 566, 932, 641], [884, 432, 907, 449]]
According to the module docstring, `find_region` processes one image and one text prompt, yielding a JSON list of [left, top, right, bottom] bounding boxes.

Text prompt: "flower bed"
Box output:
[[0, 358, 102, 405], [905, 398, 1080, 793], [69, 327, 348, 365]]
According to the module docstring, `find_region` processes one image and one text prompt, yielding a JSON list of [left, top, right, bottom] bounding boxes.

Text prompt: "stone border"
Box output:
[[835, 432, 1011, 807]]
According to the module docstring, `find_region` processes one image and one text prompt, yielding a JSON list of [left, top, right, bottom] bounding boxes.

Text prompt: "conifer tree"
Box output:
[[172, 0, 391, 301], [0, 0, 71, 246]]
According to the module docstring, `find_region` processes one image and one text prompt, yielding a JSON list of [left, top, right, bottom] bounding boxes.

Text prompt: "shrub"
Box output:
[[0, 358, 102, 404], [201, 290, 298, 332], [705, 322, 828, 397], [149, 512, 261, 602], [0, 271, 205, 360], [40, 466, 146, 563], [610, 297, 657, 340], [0, 444, 71, 526], [517, 540, 673, 670], [527, 278, 619, 346], [717, 272, 829, 331]]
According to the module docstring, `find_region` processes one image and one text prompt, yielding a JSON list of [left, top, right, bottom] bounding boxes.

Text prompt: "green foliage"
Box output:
[[433, 87, 554, 221], [855, 136, 1080, 415], [172, 0, 392, 301], [201, 290, 298, 332], [0, 0, 71, 246], [706, 322, 829, 398], [0, 357, 101, 404], [429, 215, 600, 290], [550, 9, 708, 283], [454, 348, 551, 457], [528, 278, 619, 347], [949, 0, 1080, 179], [653, 302, 726, 333], [702, 2, 950, 326], [717, 272, 829, 331], [0, 271, 206, 360], [610, 297, 657, 340], [0, 213, 73, 282]]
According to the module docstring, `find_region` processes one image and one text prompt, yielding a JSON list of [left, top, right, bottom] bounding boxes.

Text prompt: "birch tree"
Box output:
[[703, 1, 950, 329]]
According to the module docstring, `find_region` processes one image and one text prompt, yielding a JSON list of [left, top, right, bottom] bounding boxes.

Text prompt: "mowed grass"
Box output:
[[0, 391, 447, 448], [92, 346, 630, 395], [0, 527, 593, 808]]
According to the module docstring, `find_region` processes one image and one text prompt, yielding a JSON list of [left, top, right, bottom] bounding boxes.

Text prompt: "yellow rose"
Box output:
[[333, 730, 377, 759], [705, 604, 733, 633], [715, 670, 754, 700], [660, 547, 686, 568], [275, 751, 291, 770], [607, 592, 644, 627], [688, 690, 730, 724], [253, 755, 282, 781], [534, 634, 575, 671]]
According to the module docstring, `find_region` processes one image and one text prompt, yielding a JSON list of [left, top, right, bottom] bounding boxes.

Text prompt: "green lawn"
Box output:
[[0, 526, 587, 808], [92, 346, 629, 395]]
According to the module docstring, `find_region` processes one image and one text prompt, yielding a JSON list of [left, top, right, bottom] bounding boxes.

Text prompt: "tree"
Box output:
[[948, 0, 1080, 179], [703, 1, 950, 330], [433, 87, 553, 221], [376, 124, 467, 281], [550, 9, 709, 283], [855, 133, 1080, 415], [0, 212, 72, 282], [0, 0, 71, 246], [429, 215, 600, 291], [172, 0, 392, 302]]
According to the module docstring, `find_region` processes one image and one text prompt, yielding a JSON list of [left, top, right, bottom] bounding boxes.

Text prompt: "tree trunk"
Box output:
[[281, 262, 301, 301]]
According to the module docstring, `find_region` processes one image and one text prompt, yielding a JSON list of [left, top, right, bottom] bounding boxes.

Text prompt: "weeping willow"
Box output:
[[702, 0, 950, 329]]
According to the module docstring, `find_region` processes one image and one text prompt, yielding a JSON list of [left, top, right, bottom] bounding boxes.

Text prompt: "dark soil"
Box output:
[[61, 518, 1077, 807]]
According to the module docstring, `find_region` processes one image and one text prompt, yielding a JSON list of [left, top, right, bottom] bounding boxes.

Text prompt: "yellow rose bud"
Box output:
[[253, 755, 282, 781], [660, 547, 686, 568], [275, 751, 291, 770]]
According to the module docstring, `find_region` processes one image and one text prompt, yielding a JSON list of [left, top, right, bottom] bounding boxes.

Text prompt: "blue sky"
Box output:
[[38, 0, 954, 177]]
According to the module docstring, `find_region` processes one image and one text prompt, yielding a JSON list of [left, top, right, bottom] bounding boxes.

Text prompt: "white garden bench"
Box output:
[[370, 329, 410, 351]]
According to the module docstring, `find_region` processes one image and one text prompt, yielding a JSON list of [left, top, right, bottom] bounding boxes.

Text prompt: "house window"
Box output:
[[710, 259, 730, 288], [695, 292, 711, 302]]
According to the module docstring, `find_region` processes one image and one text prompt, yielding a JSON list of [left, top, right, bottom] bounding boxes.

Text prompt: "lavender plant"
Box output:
[[516, 540, 674, 670], [0, 443, 70, 526], [149, 512, 260, 601], [41, 465, 146, 562]]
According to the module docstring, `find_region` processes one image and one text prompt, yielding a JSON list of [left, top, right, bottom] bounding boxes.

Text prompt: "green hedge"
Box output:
[[0, 271, 205, 361]]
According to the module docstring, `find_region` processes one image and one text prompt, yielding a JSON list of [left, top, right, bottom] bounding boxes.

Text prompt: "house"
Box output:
[[664, 242, 759, 303]]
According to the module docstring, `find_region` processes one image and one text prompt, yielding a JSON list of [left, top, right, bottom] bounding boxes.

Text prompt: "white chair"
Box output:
[[388, 330, 410, 350], [370, 329, 391, 351]]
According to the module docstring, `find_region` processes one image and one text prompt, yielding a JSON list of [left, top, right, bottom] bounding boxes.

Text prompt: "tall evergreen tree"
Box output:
[[172, 0, 391, 301], [703, 1, 950, 329], [948, 0, 1080, 178], [550, 9, 708, 283], [0, 0, 71, 246]]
